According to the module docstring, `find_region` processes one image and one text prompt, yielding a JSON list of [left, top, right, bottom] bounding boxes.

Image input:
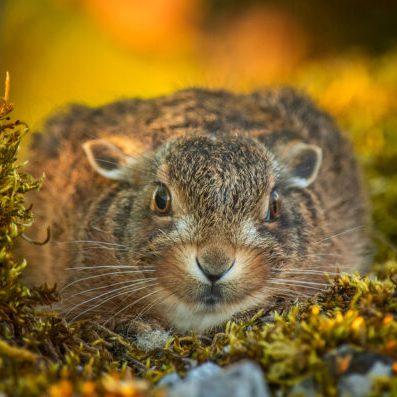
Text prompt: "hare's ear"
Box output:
[[283, 143, 323, 188], [82, 139, 133, 181]]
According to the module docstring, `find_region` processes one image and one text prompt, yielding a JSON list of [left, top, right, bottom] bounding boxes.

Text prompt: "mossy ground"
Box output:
[[1, 56, 397, 397]]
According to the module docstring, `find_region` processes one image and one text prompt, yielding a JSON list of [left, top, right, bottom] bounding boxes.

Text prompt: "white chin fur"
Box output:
[[166, 298, 259, 332], [169, 304, 235, 332]]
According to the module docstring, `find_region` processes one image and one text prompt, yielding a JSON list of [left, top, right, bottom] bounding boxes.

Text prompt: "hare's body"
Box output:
[[24, 88, 369, 334]]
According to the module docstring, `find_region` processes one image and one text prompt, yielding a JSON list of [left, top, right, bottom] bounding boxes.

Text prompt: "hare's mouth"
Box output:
[[199, 284, 223, 306], [201, 294, 219, 306], [192, 281, 249, 311]]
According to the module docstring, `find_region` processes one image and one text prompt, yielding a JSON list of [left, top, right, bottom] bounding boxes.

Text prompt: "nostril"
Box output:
[[206, 273, 223, 283], [196, 257, 234, 283]]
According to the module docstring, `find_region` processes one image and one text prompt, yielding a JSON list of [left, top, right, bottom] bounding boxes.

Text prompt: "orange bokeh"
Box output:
[[82, 0, 201, 53], [203, 6, 308, 85]]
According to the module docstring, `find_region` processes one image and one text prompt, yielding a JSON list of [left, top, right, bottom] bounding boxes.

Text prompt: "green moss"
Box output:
[[138, 268, 397, 395], [1, 55, 397, 397], [0, 80, 136, 397]]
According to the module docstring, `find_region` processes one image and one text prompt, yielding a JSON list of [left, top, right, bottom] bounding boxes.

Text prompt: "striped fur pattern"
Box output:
[[23, 88, 370, 334]]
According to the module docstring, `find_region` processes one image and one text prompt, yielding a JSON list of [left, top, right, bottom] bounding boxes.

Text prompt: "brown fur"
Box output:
[[22, 88, 370, 337]]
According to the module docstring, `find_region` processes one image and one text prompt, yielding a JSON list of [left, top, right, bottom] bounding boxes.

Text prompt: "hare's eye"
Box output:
[[152, 184, 171, 215], [265, 190, 280, 222]]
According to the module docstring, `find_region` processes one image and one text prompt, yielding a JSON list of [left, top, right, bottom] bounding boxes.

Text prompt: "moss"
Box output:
[[1, 54, 397, 397], [137, 268, 397, 395], [0, 76, 154, 397]]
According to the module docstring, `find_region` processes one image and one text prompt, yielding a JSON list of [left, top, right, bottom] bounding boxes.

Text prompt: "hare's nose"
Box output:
[[196, 257, 234, 283], [195, 246, 235, 283]]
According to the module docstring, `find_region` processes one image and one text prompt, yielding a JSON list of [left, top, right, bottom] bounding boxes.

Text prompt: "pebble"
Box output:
[[167, 360, 270, 397], [338, 360, 392, 397], [160, 344, 395, 397]]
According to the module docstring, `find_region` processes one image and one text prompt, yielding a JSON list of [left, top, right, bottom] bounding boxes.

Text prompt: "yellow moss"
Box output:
[[0, 339, 37, 362]]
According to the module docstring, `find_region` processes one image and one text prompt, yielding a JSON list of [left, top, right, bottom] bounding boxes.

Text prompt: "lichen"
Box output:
[[1, 57, 397, 397]]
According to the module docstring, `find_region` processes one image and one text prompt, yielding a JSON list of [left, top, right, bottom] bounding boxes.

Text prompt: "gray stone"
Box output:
[[339, 374, 373, 397], [158, 361, 221, 388], [326, 345, 393, 376], [289, 377, 317, 397], [185, 362, 222, 381], [338, 360, 392, 397], [167, 360, 270, 397], [368, 361, 392, 378], [157, 372, 182, 387]]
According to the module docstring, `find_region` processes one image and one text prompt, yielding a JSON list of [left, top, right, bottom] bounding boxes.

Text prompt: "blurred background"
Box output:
[[1, 0, 396, 256]]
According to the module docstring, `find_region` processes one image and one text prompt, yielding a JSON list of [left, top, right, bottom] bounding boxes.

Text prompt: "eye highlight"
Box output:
[[265, 189, 280, 222], [151, 183, 172, 215]]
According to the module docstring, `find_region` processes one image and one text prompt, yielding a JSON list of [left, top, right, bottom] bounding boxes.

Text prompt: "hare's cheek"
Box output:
[[231, 248, 273, 293], [155, 244, 200, 297]]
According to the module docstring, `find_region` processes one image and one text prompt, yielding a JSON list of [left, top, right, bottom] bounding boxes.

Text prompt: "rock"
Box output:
[[326, 345, 393, 376], [289, 377, 317, 397], [157, 372, 182, 388], [367, 360, 392, 377], [167, 360, 270, 397], [322, 345, 395, 397], [185, 362, 223, 381], [339, 373, 372, 397], [158, 361, 222, 388], [289, 346, 395, 397], [338, 360, 392, 397]]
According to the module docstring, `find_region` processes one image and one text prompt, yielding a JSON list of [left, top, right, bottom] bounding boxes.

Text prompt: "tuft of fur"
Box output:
[[22, 88, 370, 335], [134, 329, 172, 352]]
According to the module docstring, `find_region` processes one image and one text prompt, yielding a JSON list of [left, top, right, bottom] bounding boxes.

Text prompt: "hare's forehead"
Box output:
[[163, 137, 274, 202]]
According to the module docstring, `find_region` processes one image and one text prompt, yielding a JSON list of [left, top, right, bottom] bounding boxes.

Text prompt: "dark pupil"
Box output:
[[155, 186, 168, 210]]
